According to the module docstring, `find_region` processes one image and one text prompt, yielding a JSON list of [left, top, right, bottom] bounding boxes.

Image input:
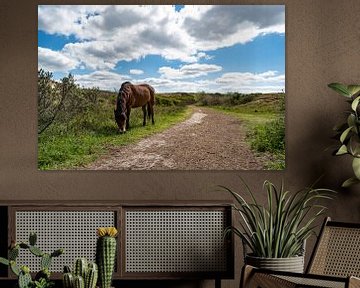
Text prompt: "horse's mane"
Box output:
[[120, 81, 132, 91]]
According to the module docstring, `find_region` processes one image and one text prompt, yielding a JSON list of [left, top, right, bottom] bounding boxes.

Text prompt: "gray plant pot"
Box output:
[[245, 254, 305, 273]]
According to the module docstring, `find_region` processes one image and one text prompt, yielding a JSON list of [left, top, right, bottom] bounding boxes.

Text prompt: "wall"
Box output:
[[0, 0, 360, 287]]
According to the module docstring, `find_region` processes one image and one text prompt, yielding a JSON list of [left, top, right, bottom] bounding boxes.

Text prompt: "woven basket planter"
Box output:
[[245, 254, 305, 273]]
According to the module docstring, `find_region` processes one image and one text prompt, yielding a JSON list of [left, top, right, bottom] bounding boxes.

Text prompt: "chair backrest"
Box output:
[[307, 217, 360, 277]]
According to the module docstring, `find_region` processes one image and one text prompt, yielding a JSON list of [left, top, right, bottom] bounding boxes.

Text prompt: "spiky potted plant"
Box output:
[[328, 83, 360, 187], [222, 179, 334, 273], [96, 227, 118, 288], [62, 258, 98, 288], [0, 232, 63, 288]]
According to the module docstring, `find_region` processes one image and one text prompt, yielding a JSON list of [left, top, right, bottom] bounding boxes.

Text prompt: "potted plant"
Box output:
[[328, 83, 360, 187], [0, 232, 63, 288], [62, 258, 98, 288], [222, 179, 334, 273]]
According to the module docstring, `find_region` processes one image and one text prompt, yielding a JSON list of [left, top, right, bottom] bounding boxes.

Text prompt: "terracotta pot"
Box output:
[[245, 254, 305, 273]]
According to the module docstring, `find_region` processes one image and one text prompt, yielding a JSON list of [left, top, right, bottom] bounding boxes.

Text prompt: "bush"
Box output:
[[38, 69, 100, 134], [250, 117, 285, 153], [196, 92, 257, 107]]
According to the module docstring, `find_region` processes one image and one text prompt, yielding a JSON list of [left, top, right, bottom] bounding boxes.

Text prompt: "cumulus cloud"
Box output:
[[75, 70, 130, 91], [215, 71, 284, 92], [130, 69, 144, 75], [159, 63, 222, 79], [38, 5, 284, 71], [216, 71, 284, 85], [72, 69, 284, 93], [38, 47, 78, 72]]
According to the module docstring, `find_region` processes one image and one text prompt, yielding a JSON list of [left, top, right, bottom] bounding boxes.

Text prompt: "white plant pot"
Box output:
[[245, 254, 305, 273]]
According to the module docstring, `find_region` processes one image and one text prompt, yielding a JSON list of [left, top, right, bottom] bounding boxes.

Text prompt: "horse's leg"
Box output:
[[148, 102, 155, 125], [126, 108, 131, 130], [142, 105, 147, 126]]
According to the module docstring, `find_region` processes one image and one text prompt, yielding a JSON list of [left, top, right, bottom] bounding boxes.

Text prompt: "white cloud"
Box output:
[[75, 70, 130, 91], [71, 69, 284, 93], [38, 47, 78, 72], [130, 69, 144, 75], [216, 71, 284, 85], [38, 5, 285, 70], [159, 63, 222, 79], [215, 71, 284, 93]]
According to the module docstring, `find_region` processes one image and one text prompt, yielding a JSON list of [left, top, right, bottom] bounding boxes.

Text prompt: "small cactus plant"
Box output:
[[62, 259, 98, 288], [0, 232, 63, 288], [96, 227, 118, 288]]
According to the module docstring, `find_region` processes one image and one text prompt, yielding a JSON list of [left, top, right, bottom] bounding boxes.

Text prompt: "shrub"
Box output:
[[250, 117, 285, 153]]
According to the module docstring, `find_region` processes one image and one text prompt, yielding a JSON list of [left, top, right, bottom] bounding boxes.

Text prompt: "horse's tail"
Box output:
[[146, 84, 155, 106], [146, 85, 155, 121]]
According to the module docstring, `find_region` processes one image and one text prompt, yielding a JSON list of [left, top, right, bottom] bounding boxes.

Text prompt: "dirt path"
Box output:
[[84, 107, 269, 170]]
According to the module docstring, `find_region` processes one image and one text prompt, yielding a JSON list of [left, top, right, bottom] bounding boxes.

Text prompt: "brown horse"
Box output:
[[114, 81, 155, 133]]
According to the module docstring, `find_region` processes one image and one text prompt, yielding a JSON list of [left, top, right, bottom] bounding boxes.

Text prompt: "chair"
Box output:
[[241, 217, 360, 288]]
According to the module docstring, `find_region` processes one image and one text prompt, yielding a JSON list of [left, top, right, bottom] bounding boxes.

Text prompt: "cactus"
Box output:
[[0, 232, 63, 288], [96, 227, 118, 288], [9, 246, 19, 260], [10, 260, 20, 276], [0, 257, 9, 266], [74, 275, 85, 288], [41, 253, 52, 270], [85, 263, 98, 288], [18, 270, 32, 288], [51, 248, 64, 257], [29, 232, 37, 246], [35, 268, 50, 282], [29, 245, 44, 257], [64, 265, 72, 273], [63, 272, 74, 288], [74, 258, 87, 279], [63, 259, 98, 288]]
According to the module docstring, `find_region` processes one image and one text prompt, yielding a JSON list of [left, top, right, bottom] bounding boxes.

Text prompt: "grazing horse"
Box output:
[[114, 81, 155, 133]]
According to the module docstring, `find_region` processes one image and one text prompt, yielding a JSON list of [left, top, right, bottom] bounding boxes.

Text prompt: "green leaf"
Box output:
[[351, 96, 360, 111], [352, 157, 360, 179], [328, 83, 351, 97], [340, 126, 353, 143], [347, 114, 356, 129], [342, 177, 360, 188], [347, 85, 360, 97], [336, 144, 348, 155], [349, 135, 360, 157]]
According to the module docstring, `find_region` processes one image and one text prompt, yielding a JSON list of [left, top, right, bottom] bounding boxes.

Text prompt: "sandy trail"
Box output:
[[83, 107, 268, 170]]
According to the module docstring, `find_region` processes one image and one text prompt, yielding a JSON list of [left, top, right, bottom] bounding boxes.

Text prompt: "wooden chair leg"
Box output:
[[240, 265, 255, 288], [215, 278, 221, 288], [240, 265, 296, 288], [349, 276, 360, 288]]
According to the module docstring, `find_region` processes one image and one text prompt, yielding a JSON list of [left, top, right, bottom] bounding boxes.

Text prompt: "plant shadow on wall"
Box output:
[[220, 178, 335, 272], [328, 83, 360, 187]]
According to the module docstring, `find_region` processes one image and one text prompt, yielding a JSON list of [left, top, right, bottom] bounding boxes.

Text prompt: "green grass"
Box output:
[[38, 106, 191, 170], [38, 88, 285, 170]]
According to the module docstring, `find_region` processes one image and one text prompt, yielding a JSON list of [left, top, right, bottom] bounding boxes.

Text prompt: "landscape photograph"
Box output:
[[38, 4, 285, 170]]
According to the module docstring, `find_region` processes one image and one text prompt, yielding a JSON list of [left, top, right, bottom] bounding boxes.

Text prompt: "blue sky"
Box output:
[[38, 5, 285, 93]]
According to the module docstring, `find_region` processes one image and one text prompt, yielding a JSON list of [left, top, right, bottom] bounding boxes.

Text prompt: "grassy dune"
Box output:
[[38, 92, 193, 170], [38, 79, 285, 170]]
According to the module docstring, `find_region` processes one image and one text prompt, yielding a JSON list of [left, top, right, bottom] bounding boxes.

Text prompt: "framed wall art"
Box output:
[[37, 5, 285, 171]]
